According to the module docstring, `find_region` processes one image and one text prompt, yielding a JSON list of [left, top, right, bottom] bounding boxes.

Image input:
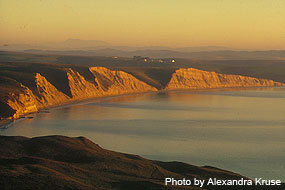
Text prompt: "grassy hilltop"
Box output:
[[1, 135, 284, 190]]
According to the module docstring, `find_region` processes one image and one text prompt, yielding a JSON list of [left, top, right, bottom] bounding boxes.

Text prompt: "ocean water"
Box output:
[[1, 87, 285, 181]]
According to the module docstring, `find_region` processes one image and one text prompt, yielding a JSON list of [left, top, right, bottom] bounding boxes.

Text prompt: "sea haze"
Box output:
[[1, 87, 285, 181]]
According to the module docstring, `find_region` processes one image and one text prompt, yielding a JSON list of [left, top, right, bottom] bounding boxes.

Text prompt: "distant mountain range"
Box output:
[[1, 39, 111, 51], [1, 39, 240, 51], [1, 39, 285, 60], [18, 49, 285, 60]]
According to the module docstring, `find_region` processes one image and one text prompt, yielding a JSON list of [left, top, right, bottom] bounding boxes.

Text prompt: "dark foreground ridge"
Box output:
[[0, 135, 283, 190]]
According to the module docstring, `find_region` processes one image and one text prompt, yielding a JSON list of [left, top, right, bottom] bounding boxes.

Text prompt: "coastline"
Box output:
[[0, 90, 157, 128], [1, 86, 284, 129]]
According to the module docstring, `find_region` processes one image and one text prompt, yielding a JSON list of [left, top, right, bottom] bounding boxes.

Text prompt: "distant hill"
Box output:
[[1, 39, 285, 60], [1, 51, 285, 83], [0, 39, 239, 52], [0, 39, 111, 51], [59, 38, 110, 48], [20, 49, 285, 60]]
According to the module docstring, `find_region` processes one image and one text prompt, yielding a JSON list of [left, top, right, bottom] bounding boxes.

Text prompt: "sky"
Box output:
[[0, 0, 285, 49]]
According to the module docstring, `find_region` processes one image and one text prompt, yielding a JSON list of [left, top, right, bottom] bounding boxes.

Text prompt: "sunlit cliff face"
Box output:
[[2, 67, 283, 119], [4, 67, 156, 119], [166, 68, 283, 90]]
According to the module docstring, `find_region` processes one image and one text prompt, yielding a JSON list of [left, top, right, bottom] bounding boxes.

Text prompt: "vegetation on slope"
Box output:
[[1, 135, 282, 190]]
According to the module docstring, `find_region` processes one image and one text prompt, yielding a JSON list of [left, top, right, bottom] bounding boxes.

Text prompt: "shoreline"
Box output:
[[1, 85, 284, 129], [0, 90, 158, 129]]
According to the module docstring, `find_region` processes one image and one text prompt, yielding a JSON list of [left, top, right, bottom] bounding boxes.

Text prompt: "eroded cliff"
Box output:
[[1, 67, 157, 119], [35, 73, 70, 107], [66, 68, 102, 100], [0, 66, 284, 120], [5, 85, 38, 119], [90, 67, 157, 95], [166, 68, 283, 90]]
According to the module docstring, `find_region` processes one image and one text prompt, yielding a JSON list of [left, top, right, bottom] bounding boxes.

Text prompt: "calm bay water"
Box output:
[[1, 87, 285, 181]]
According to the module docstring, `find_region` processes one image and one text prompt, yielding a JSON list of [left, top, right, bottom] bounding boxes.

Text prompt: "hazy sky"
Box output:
[[1, 0, 285, 49]]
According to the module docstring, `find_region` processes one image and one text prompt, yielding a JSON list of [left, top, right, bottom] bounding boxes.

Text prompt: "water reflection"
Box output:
[[1, 87, 285, 181]]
